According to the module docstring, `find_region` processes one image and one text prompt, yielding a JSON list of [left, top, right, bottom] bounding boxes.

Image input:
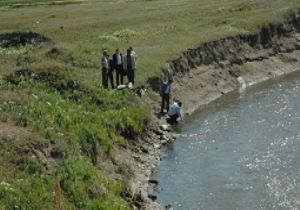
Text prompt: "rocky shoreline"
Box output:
[[124, 10, 300, 210]]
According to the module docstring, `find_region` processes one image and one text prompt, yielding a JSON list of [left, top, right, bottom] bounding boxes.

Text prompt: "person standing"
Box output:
[[107, 56, 115, 88], [160, 79, 173, 114], [101, 50, 109, 88], [123, 48, 136, 86], [113, 48, 124, 86], [129, 46, 137, 63]]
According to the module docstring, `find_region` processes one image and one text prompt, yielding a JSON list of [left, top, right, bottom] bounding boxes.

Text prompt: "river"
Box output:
[[152, 72, 300, 210]]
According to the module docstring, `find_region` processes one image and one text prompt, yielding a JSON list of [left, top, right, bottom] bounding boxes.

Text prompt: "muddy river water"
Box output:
[[152, 72, 300, 210]]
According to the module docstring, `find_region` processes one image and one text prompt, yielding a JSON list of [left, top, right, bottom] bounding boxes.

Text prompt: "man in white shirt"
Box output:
[[168, 101, 183, 124], [101, 50, 109, 88], [129, 46, 137, 62]]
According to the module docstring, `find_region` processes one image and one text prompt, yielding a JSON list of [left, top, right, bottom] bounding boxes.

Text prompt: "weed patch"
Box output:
[[98, 29, 139, 44], [0, 32, 50, 48]]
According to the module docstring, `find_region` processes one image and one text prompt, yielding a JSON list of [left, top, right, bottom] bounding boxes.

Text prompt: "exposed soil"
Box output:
[[167, 10, 300, 113], [126, 10, 300, 210], [0, 32, 50, 48]]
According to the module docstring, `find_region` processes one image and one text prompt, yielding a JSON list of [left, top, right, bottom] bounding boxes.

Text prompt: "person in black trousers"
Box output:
[[113, 48, 124, 86], [107, 56, 115, 88], [123, 49, 136, 86], [160, 79, 173, 114], [101, 50, 109, 88]]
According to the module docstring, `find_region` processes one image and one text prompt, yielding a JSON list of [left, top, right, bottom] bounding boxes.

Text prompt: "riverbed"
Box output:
[[152, 72, 300, 210]]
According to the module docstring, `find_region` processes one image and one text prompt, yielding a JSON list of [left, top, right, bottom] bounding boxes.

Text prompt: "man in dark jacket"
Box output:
[[113, 48, 124, 86], [160, 79, 173, 114], [123, 49, 136, 86]]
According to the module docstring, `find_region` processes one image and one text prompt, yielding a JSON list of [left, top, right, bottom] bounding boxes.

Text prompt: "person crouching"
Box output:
[[167, 101, 183, 124]]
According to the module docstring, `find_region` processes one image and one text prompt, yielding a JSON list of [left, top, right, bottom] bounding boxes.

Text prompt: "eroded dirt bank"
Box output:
[[167, 11, 300, 113], [124, 10, 300, 210]]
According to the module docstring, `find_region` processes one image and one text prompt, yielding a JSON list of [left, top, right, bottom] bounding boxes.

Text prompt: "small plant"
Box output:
[[98, 29, 139, 43]]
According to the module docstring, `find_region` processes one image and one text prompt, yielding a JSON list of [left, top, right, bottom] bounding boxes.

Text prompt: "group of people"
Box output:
[[101, 47, 136, 89], [100, 47, 183, 124]]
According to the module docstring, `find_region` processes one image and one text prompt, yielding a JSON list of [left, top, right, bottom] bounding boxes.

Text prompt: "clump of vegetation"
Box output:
[[98, 29, 139, 43], [56, 155, 130, 209], [0, 32, 50, 48]]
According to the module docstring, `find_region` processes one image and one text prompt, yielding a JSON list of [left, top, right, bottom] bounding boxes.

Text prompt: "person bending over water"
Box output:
[[167, 101, 183, 124]]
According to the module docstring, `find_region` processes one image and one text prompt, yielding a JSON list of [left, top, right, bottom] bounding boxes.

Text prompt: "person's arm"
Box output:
[[122, 56, 127, 70], [131, 54, 136, 70], [160, 82, 165, 96], [134, 51, 137, 61], [101, 57, 107, 69], [112, 54, 116, 66], [179, 108, 183, 120]]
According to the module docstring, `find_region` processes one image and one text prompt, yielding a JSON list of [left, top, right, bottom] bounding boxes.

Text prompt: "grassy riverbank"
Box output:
[[0, 0, 299, 209]]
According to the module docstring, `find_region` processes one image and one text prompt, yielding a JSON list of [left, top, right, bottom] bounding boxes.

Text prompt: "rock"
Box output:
[[154, 129, 164, 135], [88, 185, 107, 199], [165, 204, 173, 210], [149, 179, 159, 185], [133, 155, 144, 163], [50, 147, 63, 159], [154, 144, 160, 149], [140, 146, 149, 153], [148, 194, 157, 201], [160, 124, 171, 131], [134, 189, 148, 204], [124, 181, 138, 200]]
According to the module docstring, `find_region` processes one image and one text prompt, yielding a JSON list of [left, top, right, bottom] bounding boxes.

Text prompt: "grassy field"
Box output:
[[0, 0, 299, 209], [0, 0, 299, 83]]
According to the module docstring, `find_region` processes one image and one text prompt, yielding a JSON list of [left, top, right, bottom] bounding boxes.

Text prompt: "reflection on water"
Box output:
[[152, 72, 300, 210]]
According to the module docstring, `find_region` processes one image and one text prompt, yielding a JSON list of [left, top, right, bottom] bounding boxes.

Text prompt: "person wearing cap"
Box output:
[[101, 50, 109, 88], [123, 48, 136, 85], [160, 79, 173, 114], [113, 48, 124, 86], [168, 100, 183, 124]]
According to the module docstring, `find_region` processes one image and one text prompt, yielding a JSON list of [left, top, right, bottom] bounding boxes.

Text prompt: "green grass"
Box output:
[[0, 67, 148, 209], [0, 47, 150, 208], [0, 0, 95, 7], [0, 0, 299, 84], [0, 0, 299, 209]]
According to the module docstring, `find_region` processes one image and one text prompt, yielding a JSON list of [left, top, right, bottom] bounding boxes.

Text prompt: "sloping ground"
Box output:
[[0, 1, 300, 210], [0, 57, 150, 209], [166, 11, 300, 113]]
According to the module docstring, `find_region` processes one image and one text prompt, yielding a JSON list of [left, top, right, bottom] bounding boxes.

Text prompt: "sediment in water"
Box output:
[[124, 10, 300, 210]]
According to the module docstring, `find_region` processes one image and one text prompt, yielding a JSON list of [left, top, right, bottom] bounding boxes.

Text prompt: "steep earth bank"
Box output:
[[167, 10, 300, 113], [125, 10, 300, 210]]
